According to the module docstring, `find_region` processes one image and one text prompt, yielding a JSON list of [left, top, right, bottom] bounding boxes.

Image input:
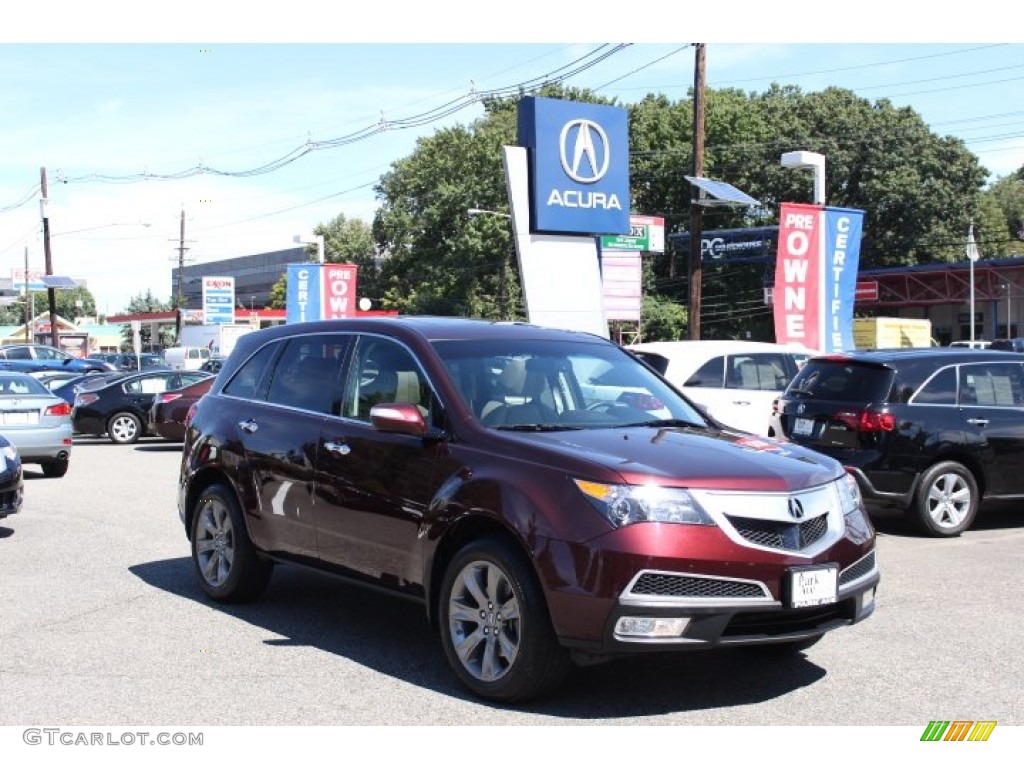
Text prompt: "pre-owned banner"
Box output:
[[773, 203, 864, 352], [285, 263, 359, 324]]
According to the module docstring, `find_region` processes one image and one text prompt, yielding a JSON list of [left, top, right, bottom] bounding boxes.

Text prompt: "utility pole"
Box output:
[[40, 167, 60, 349], [687, 44, 706, 341], [175, 208, 187, 340], [23, 246, 31, 337]]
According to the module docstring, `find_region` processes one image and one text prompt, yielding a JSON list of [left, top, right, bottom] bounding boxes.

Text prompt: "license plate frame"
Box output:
[[788, 564, 839, 608], [792, 417, 814, 436]]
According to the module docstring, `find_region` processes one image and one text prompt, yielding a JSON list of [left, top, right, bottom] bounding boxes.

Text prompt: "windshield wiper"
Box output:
[[786, 387, 815, 396], [494, 424, 583, 432], [620, 419, 706, 429]]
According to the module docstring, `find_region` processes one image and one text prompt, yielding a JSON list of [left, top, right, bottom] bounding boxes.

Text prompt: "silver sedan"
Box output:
[[0, 372, 74, 477]]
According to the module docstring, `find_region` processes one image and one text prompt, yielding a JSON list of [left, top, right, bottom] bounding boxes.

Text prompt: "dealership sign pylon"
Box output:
[[773, 202, 864, 352]]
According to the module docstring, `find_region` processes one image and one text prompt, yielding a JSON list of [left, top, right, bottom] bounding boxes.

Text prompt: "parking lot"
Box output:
[[1, 436, 1022, 727]]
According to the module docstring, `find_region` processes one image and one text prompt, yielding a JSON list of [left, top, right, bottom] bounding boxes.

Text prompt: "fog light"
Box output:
[[614, 616, 690, 639]]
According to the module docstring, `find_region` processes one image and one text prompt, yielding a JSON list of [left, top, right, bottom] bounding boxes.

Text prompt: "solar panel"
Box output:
[[685, 176, 760, 208], [39, 275, 79, 289]]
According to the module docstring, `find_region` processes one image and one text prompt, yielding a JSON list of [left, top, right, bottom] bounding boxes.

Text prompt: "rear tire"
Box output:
[[909, 461, 978, 537], [108, 412, 142, 444], [439, 536, 570, 703], [41, 459, 69, 478], [190, 483, 272, 603]]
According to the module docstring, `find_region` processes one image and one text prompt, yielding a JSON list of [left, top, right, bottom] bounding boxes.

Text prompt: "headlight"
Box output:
[[573, 479, 715, 528], [2, 445, 19, 463], [836, 472, 864, 517]]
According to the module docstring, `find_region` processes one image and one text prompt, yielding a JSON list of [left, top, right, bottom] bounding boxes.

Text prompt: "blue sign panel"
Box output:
[[821, 207, 864, 353], [286, 263, 322, 324], [517, 96, 630, 236], [202, 276, 235, 325]]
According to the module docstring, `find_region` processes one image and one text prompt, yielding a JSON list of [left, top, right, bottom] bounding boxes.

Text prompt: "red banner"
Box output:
[[321, 265, 359, 320], [774, 203, 822, 348]]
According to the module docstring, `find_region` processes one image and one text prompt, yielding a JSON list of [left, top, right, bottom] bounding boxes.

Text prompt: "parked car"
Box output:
[[73, 369, 214, 444], [0, 435, 24, 519], [0, 344, 114, 375], [92, 352, 166, 371], [163, 346, 213, 371], [0, 372, 74, 477], [989, 338, 1024, 352], [36, 371, 84, 391], [51, 372, 131, 406], [148, 376, 215, 441], [769, 348, 1024, 537], [626, 340, 817, 436], [179, 318, 879, 703], [199, 356, 226, 374]]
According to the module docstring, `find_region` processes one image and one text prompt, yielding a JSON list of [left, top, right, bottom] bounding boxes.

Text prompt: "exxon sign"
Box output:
[[518, 96, 630, 236]]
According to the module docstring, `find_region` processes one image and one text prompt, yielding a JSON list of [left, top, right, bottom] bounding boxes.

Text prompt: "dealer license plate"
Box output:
[[792, 417, 815, 436], [789, 565, 838, 608]]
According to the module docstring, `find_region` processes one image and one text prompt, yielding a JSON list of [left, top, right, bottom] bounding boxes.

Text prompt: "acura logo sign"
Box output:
[[559, 119, 610, 184], [788, 498, 805, 520]]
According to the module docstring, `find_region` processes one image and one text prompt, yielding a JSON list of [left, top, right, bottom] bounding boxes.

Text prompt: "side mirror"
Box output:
[[369, 403, 429, 438]]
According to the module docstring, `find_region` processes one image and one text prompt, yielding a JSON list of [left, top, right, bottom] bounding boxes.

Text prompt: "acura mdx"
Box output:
[[178, 318, 879, 702]]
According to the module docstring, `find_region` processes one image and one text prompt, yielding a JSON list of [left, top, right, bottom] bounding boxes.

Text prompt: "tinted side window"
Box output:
[[265, 335, 346, 414], [223, 343, 279, 401], [4, 347, 31, 360], [959, 362, 1024, 406], [913, 367, 957, 405], [632, 352, 669, 375], [685, 356, 725, 388]]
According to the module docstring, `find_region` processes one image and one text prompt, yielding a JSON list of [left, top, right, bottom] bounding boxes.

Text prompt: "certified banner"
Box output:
[[773, 203, 864, 352]]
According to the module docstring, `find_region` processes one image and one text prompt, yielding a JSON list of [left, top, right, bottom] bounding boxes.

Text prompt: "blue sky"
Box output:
[[1, 4, 1021, 314]]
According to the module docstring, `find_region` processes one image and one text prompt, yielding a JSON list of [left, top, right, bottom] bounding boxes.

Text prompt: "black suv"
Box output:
[[770, 348, 1024, 536]]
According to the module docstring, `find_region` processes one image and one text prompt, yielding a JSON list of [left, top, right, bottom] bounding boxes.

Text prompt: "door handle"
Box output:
[[324, 441, 351, 456], [967, 418, 989, 426], [731, 400, 751, 406], [238, 419, 258, 434]]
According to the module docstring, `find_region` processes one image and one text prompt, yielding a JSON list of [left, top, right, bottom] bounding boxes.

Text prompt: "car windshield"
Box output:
[[433, 338, 708, 430]]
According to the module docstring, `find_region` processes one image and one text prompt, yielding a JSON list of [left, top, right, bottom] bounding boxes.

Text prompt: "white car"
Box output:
[[626, 340, 817, 436]]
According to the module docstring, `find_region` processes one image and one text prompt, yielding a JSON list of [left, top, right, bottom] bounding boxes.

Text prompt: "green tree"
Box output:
[[0, 285, 99, 326], [268, 273, 287, 310], [119, 290, 171, 350], [985, 172, 1024, 256]]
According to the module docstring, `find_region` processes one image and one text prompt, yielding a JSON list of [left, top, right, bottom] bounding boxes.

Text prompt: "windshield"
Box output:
[[433, 339, 708, 430]]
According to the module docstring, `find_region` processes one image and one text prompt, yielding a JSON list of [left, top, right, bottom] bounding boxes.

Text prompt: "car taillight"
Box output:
[[45, 402, 72, 417], [158, 393, 183, 404], [185, 402, 199, 428], [75, 393, 99, 406], [771, 397, 780, 415], [835, 409, 896, 432]]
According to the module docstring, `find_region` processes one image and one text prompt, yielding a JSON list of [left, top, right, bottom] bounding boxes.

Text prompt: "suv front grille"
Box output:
[[726, 514, 829, 551]]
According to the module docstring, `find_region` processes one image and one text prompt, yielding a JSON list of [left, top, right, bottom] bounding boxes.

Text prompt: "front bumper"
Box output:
[[538, 521, 879, 655]]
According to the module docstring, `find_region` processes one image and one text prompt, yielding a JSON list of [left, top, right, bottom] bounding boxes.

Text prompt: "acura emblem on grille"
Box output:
[[797, 403, 806, 414], [788, 498, 805, 519]]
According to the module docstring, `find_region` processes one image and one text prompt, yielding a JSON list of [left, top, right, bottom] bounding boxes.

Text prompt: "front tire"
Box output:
[[909, 460, 979, 537], [190, 482, 272, 603], [108, 412, 142, 444], [439, 536, 570, 703]]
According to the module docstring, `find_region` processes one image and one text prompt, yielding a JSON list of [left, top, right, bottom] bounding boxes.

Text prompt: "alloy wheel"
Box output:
[[447, 559, 521, 683]]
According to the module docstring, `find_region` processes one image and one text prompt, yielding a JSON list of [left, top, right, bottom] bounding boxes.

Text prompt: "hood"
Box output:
[[497, 425, 841, 492]]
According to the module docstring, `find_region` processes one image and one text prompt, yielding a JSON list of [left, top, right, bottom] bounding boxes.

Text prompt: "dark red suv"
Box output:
[[178, 318, 879, 702]]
